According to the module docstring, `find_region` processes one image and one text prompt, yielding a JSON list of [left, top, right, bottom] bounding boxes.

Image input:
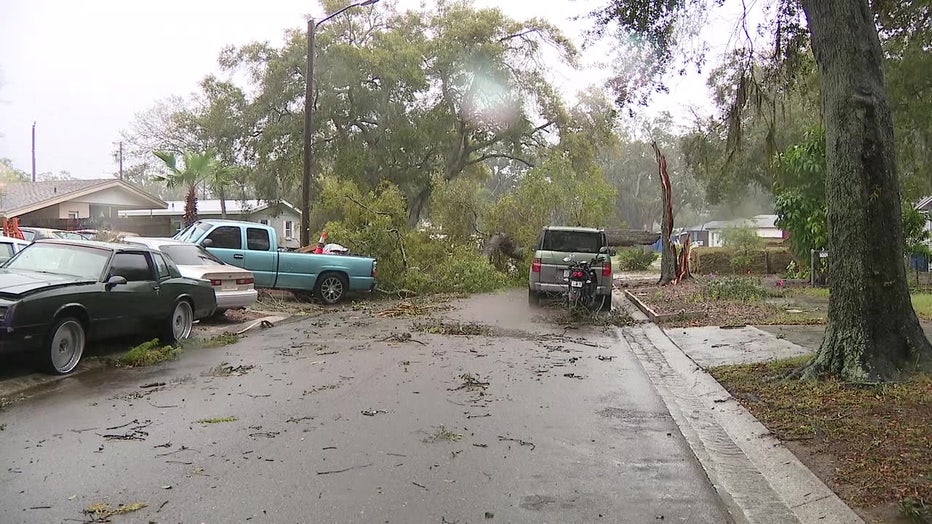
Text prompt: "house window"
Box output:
[[68, 211, 79, 219], [283, 220, 294, 239]]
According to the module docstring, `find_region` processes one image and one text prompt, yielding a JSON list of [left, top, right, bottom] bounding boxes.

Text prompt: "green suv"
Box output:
[[528, 226, 614, 309]]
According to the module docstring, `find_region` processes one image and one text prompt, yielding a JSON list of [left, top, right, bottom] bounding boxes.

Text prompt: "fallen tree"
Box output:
[[605, 229, 660, 247]]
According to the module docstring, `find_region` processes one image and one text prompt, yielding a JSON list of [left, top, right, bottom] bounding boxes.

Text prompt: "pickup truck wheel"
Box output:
[[315, 273, 348, 305]]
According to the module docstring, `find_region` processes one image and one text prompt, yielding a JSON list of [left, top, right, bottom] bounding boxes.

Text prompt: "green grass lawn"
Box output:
[[787, 287, 932, 319]]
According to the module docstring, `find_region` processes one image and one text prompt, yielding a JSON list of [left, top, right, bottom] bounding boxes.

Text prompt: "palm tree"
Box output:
[[153, 151, 227, 226], [204, 163, 236, 219]]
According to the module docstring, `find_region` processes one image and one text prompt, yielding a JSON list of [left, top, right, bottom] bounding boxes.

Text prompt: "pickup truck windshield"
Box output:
[[542, 230, 603, 253], [174, 223, 211, 243]]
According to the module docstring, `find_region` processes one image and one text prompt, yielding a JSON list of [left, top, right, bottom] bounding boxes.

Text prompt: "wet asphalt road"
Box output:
[[0, 291, 729, 523]]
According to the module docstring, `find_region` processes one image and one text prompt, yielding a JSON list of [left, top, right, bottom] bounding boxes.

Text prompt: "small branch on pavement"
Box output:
[[317, 463, 373, 475]]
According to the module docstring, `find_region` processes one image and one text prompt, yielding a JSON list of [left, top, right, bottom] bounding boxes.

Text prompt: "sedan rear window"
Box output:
[[6, 243, 110, 279], [160, 245, 225, 266], [541, 230, 603, 253]]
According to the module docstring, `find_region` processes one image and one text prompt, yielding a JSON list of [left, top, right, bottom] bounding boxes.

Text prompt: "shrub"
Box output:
[[616, 248, 658, 271], [703, 277, 767, 302], [723, 226, 764, 273]]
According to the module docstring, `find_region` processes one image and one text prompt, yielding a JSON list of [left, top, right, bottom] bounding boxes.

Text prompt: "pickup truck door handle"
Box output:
[[233, 254, 244, 260]]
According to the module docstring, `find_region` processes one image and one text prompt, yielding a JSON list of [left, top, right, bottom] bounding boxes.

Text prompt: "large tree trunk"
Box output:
[[652, 142, 677, 285], [801, 0, 932, 381]]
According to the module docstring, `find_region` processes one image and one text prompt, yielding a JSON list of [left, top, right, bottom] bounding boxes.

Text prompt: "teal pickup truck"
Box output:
[[173, 220, 376, 304]]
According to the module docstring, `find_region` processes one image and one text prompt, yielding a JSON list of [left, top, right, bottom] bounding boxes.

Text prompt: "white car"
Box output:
[[0, 234, 31, 265], [123, 237, 258, 312]]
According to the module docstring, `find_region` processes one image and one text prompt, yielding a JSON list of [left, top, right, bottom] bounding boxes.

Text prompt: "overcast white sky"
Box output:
[[0, 0, 745, 179]]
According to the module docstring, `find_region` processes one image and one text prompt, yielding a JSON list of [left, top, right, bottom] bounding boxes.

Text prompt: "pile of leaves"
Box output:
[[712, 359, 931, 520]]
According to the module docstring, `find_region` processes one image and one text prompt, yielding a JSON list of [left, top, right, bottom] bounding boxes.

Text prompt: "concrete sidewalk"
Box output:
[[614, 294, 863, 524]]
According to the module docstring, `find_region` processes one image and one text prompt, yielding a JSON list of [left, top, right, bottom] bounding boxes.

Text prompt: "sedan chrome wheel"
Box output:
[[169, 301, 194, 341], [48, 318, 85, 375]]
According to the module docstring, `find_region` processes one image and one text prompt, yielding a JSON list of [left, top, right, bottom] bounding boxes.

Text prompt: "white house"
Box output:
[[119, 199, 302, 247], [679, 214, 785, 248]]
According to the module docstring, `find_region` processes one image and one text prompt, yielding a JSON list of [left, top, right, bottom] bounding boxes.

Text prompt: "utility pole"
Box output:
[[31, 122, 36, 182], [119, 141, 124, 180], [302, 17, 316, 247], [301, 0, 381, 247]]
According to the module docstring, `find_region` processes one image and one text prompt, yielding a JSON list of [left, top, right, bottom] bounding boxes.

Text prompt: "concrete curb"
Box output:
[[613, 293, 862, 523]]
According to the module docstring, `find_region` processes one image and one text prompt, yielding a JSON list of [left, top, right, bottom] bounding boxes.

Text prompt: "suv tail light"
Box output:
[[602, 258, 612, 277], [531, 258, 541, 273]]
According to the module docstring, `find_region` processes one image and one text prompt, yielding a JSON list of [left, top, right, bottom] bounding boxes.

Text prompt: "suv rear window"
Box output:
[[541, 230, 603, 253]]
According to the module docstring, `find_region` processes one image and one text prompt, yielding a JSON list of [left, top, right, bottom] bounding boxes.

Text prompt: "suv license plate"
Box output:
[[571, 281, 583, 287]]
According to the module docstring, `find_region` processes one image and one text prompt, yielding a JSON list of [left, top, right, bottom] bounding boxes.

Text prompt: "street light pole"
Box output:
[[301, 0, 381, 247]]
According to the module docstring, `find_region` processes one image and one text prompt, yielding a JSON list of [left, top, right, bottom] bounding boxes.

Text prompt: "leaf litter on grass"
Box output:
[[711, 358, 931, 518]]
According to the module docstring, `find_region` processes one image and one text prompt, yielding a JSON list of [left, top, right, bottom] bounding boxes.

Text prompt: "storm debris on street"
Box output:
[[204, 363, 255, 377], [99, 419, 152, 441], [83, 501, 147, 521], [316, 463, 372, 475], [451, 373, 490, 391], [424, 425, 464, 443], [412, 319, 494, 337], [497, 436, 536, 450]]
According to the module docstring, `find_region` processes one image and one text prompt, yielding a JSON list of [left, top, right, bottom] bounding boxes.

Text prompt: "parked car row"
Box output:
[[0, 219, 379, 376], [0, 229, 261, 375]]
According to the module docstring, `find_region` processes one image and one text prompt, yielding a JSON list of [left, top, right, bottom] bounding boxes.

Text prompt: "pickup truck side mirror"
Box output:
[[105, 275, 128, 290], [202, 238, 213, 247]]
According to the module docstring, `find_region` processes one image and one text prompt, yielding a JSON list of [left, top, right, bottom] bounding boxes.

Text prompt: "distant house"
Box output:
[[679, 214, 785, 248], [914, 196, 932, 237], [0, 179, 166, 232], [119, 199, 302, 247]]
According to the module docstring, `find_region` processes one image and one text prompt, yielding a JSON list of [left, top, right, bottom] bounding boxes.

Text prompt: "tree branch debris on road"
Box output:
[[83, 501, 147, 521], [317, 463, 372, 475], [450, 373, 489, 391], [424, 425, 464, 443], [498, 435, 536, 450], [380, 332, 427, 345], [204, 363, 255, 377], [99, 419, 152, 441]]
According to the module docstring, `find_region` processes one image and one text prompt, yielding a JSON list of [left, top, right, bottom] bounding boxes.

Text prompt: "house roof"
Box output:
[[684, 214, 780, 231], [117, 199, 301, 217], [0, 179, 166, 216], [914, 196, 932, 211]]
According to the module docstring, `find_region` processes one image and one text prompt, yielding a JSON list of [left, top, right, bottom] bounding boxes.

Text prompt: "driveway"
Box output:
[[0, 290, 729, 523]]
